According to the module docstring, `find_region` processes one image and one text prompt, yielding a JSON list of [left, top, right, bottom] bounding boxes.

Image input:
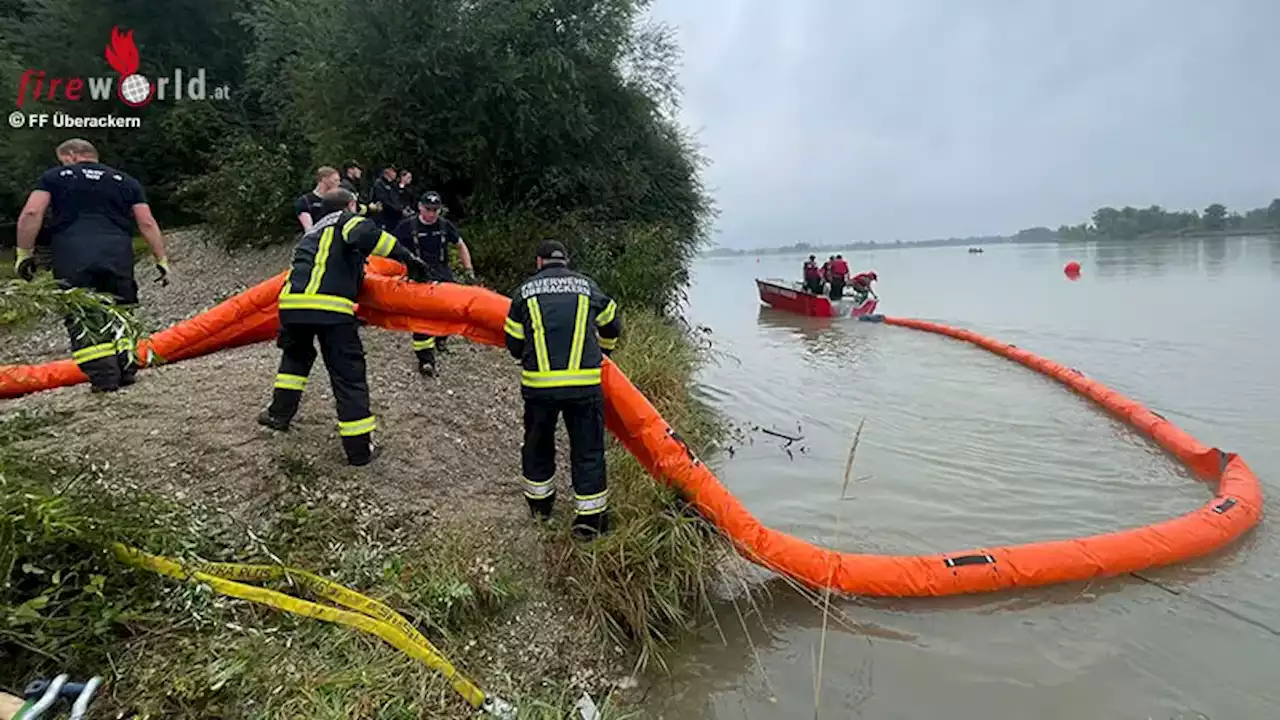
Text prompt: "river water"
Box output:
[[647, 237, 1280, 719]]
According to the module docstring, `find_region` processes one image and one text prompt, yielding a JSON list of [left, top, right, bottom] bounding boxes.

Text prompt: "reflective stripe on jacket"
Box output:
[[504, 264, 622, 396], [279, 210, 409, 324]]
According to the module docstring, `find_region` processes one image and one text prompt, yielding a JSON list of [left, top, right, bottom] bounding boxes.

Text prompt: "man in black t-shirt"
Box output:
[[295, 166, 341, 231], [14, 138, 171, 393], [393, 190, 475, 376]]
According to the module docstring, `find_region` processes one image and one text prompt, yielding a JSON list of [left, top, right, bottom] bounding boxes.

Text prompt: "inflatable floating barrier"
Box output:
[[0, 258, 1263, 597]]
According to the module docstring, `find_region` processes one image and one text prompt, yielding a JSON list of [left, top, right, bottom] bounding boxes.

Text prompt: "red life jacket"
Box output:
[[830, 259, 850, 278], [852, 272, 873, 287], [803, 261, 821, 280]]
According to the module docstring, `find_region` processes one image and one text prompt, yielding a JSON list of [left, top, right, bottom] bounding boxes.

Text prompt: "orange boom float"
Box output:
[[0, 260, 1263, 597]]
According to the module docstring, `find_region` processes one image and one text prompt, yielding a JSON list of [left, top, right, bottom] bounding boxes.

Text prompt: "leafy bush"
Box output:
[[466, 211, 699, 314], [176, 139, 301, 249]]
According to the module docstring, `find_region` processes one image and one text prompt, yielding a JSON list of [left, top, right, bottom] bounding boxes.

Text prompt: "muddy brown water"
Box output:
[[646, 237, 1280, 719]]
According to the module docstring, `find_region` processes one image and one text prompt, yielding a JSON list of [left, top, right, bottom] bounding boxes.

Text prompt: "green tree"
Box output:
[[1202, 203, 1227, 231]]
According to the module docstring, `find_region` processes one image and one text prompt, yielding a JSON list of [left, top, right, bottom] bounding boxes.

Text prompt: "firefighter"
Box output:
[[369, 166, 405, 230], [339, 161, 370, 215], [393, 191, 475, 377], [13, 138, 170, 393], [257, 187, 430, 466], [828, 254, 850, 299], [295, 166, 341, 231], [802, 254, 822, 294], [339, 161, 363, 196], [504, 240, 622, 539]]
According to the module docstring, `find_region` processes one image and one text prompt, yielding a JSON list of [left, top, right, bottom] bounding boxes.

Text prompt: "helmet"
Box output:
[[868, 271, 877, 280]]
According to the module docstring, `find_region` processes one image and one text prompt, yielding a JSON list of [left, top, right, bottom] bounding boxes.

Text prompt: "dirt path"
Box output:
[[0, 231, 629, 707]]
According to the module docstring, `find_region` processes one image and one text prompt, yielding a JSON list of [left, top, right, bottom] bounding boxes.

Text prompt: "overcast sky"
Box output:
[[646, 0, 1280, 247]]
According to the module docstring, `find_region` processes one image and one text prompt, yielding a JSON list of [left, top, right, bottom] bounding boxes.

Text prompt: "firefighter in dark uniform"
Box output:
[[369, 166, 405, 230], [339, 161, 371, 216], [294, 166, 341, 231], [257, 188, 430, 466], [504, 240, 622, 539], [393, 191, 475, 376], [13, 138, 171, 393]]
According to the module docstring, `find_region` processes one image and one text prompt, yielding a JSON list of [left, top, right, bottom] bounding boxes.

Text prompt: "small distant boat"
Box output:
[[968, 247, 984, 254], [755, 278, 879, 318]]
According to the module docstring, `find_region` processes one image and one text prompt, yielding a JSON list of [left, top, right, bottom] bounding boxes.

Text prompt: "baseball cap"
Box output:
[[419, 191, 443, 208], [536, 240, 568, 262]]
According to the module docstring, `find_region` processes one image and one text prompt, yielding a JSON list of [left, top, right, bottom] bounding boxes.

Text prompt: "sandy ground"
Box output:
[[0, 230, 628, 702]]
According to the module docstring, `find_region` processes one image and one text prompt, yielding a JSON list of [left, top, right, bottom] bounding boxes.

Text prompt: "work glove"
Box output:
[[404, 253, 430, 280], [155, 257, 171, 286], [369, 202, 383, 213], [14, 248, 36, 281]]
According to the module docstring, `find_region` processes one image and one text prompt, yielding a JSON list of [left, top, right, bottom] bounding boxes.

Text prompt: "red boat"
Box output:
[[755, 278, 879, 318]]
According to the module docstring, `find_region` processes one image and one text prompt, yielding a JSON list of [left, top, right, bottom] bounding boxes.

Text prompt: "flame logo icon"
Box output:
[[104, 25, 152, 107]]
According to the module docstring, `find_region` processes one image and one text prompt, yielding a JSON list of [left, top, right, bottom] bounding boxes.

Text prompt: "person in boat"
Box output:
[[828, 254, 850, 300], [850, 270, 878, 302], [802, 254, 823, 294], [820, 255, 834, 292]]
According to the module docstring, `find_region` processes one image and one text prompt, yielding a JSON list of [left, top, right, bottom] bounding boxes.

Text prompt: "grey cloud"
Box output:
[[650, 0, 1280, 246]]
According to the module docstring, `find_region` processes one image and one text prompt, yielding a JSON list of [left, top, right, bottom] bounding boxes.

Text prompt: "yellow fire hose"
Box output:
[[111, 544, 516, 718]]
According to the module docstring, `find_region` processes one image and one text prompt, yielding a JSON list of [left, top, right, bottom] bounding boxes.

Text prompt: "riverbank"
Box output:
[[0, 230, 741, 718]]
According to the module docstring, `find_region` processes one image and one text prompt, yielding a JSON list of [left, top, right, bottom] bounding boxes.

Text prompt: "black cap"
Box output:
[[536, 239, 568, 263], [809, 254, 816, 260], [419, 191, 442, 208]]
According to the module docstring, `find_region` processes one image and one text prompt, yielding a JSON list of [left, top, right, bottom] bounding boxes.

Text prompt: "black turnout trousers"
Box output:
[[267, 321, 375, 463], [410, 265, 454, 365], [521, 391, 608, 528], [828, 276, 846, 300], [63, 267, 139, 392]]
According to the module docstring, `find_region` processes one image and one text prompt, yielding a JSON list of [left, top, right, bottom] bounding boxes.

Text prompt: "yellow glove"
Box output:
[[14, 248, 36, 281]]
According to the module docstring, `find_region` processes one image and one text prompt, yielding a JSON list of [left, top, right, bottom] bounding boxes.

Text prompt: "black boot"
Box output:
[[526, 495, 554, 523], [343, 433, 379, 466], [572, 510, 610, 540], [257, 409, 290, 432], [418, 359, 436, 378]]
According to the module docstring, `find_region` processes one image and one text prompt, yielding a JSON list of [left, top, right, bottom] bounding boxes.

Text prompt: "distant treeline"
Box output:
[[1045, 200, 1280, 242], [704, 199, 1280, 256]]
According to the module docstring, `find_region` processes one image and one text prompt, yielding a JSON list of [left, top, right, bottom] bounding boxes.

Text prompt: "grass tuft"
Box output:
[[553, 308, 743, 672]]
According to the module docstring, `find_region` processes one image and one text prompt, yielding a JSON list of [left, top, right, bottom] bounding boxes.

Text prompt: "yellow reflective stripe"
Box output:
[[527, 298, 550, 373], [338, 416, 377, 437], [278, 293, 356, 315], [341, 216, 364, 239], [598, 335, 618, 351], [523, 478, 555, 500], [274, 373, 308, 391], [568, 294, 588, 372], [304, 227, 336, 295], [596, 300, 617, 326], [574, 490, 608, 515], [520, 369, 602, 388], [412, 337, 436, 351], [73, 342, 118, 364], [372, 231, 397, 258], [115, 337, 134, 353], [504, 317, 525, 340]]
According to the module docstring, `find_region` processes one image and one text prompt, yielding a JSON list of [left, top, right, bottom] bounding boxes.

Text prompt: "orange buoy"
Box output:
[[0, 262, 1263, 598], [1064, 260, 1082, 277]]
